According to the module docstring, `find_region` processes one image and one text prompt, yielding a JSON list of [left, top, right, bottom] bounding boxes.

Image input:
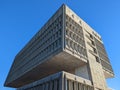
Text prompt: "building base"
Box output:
[[17, 71, 93, 90]]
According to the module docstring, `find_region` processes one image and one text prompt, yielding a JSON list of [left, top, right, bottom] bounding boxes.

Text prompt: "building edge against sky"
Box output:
[[4, 4, 114, 90]]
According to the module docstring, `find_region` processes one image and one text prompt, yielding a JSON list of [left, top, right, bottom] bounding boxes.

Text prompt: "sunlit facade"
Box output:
[[5, 4, 114, 90]]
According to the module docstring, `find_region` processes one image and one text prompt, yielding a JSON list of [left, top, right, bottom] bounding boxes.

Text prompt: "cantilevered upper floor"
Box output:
[[4, 4, 88, 88], [4, 4, 114, 88]]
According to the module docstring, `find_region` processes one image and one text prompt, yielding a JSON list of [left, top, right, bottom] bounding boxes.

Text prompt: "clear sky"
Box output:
[[0, 0, 120, 90]]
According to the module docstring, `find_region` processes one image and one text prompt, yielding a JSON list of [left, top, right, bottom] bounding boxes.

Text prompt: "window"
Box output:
[[56, 32, 58, 38], [66, 15, 69, 20], [66, 22, 68, 26], [70, 41, 72, 48], [72, 26, 74, 30], [71, 33, 74, 39], [67, 39, 70, 47], [93, 48, 97, 54], [69, 32, 72, 37], [73, 43, 76, 50], [81, 40, 85, 47], [72, 14, 74, 18], [91, 41, 95, 46], [59, 22, 62, 27], [58, 29, 61, 36], [78, 46, 81, 54], [53, 35, 55, 40], [58, 38, 61, 46], [71, 42, 74, 50], [75, 44, 78, 52], [74, 35, 77, 42], [75, 28, 78, 33], [76, 36, 79, 42], [78, 38, 81, 44], [69, 18, 72, 23], [90, 34, 93, 39], [66, 29, 68, 36], [96, 56, 100, 63], [73, 34, 75, 40], [83, 49, 87, 57], [70, 24, 72, 29]]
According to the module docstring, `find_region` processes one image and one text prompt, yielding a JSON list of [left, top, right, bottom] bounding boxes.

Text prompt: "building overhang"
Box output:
[[5, 51, 87, 88], [103, 68, 114, 78]]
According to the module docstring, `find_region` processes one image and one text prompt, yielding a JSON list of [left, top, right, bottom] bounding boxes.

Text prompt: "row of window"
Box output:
[[96, 44, 107, 56], [66, 29, 85, 47], [66, 15, 82, 29], [94, 38, 105, 51], [37, 29, 62, 49], [66, 22, 83, 37], [38, 38, 62, 56], [101, 59, 113, 72], [18, 79, 59, 90], [85, 31, 96, 47], [86, 31, 100, 63], [66, 15, 83, 37], [92, 31, 101, 40], [15, 14, 63, 60], [39, 22, 62, 42], [10, 37, 62, 78], [66, 38, 87, 57], [94, 38, 110, 65], [12, 28, 62, 72], [98, 51, 110, 63], [25, 29, 61, 60], [15, 18, 62, 62], [88, 49, 100, 63], [86, 31, 111, 69], [18, 79, 94, 90], [10, 15, 63, 75]]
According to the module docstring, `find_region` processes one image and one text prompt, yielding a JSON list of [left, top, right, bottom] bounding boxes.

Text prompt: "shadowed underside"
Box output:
[[5, 51, 86, 88]]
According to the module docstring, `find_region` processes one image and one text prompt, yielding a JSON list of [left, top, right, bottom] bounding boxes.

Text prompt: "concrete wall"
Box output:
[[17, 71, 93, 90], [75, 65, 90, 80], [5, 4, 114, 90]]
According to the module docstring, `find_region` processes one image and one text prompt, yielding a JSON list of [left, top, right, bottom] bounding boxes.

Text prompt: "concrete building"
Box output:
[[4, 4, 114, 90]]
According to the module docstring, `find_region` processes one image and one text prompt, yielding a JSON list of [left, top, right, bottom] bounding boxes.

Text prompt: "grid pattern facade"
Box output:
[[19, 79, 60, 90], [5, 4, 114, 90], [18, 79, 93, 90], [17, 72, 94, 90], [85, 31, 100, 63], [65, 15, 87, 59], [85, 30, 113, 74], [94, 38, 113, 73], [6, 8, 64, 84]]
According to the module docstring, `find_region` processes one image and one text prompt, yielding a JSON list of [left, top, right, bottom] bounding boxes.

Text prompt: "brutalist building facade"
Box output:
[[4, 4, 114, 90]]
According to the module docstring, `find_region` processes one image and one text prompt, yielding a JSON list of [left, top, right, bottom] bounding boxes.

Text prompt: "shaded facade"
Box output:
[[5, 4, 114, 90], [17, 71, 94, 90]]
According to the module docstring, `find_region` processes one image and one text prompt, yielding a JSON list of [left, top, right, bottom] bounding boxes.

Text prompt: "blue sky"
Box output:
[[0, 0, 120, 90]]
